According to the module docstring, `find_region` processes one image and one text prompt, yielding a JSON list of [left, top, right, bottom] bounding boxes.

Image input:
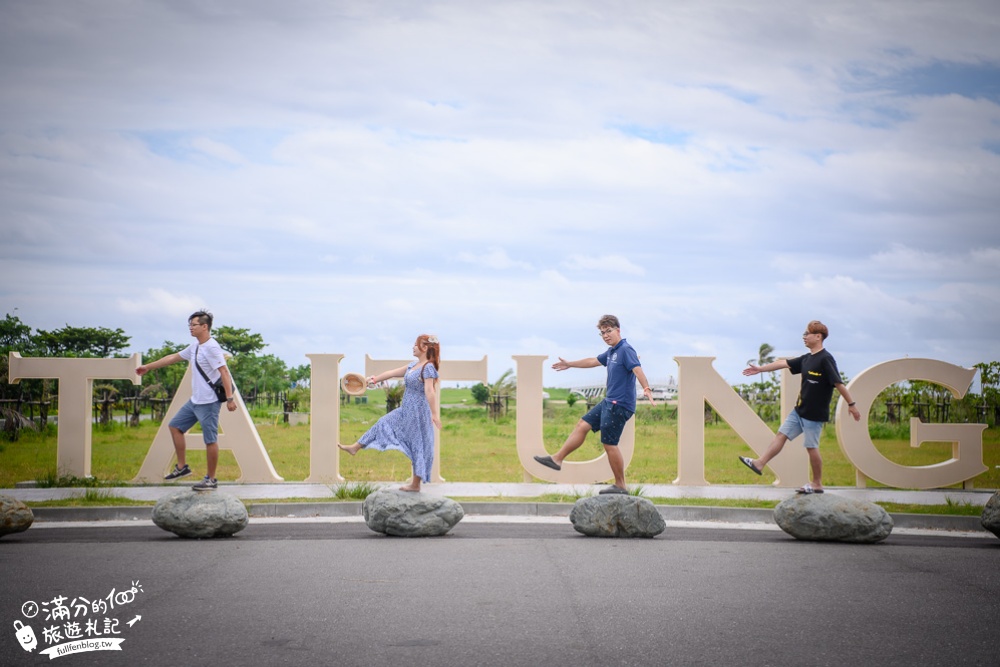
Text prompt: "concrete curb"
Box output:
[[27, 501, 989, 533]]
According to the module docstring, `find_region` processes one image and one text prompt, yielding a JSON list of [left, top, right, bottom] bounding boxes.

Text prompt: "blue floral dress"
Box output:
[[358, 361, 439, 482]]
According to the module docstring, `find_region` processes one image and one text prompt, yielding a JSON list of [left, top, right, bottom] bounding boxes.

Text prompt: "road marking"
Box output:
[[29, 515, 994, 538]]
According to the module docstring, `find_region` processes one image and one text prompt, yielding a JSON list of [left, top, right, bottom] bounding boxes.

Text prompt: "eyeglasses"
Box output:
[[598, 328, 618, 336]]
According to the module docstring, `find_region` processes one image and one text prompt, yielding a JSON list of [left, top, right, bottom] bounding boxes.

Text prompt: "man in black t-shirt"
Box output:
[[737, 320, 861, 493]]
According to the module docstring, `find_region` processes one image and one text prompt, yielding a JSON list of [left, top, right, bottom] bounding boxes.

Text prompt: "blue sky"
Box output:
[[2, 0, 999, 388]]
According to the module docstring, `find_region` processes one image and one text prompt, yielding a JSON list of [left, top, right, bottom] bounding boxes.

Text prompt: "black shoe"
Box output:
[[599, 485, 628, 495], [164, 464, 191, 480], [738, 456, 763, 476], [534, 455, 561, 471], [192, 476, 218, 491]]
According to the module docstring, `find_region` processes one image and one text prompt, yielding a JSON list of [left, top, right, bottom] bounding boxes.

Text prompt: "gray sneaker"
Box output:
[[164, 464, 191, 480], [192, 476, 218, 491], [598, 485, 628, 495]]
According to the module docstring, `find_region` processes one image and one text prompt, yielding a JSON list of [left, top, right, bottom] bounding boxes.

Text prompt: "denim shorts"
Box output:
[[581, 400, 634, 446], [169, 400, 222, 445], [778, 410, 824, 449]]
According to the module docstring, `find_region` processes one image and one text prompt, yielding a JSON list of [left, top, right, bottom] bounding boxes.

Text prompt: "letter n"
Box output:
[[674, 356, 807, 487]]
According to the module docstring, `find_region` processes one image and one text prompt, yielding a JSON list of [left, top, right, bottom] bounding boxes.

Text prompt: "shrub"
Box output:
[[470, 383, 490, 405]]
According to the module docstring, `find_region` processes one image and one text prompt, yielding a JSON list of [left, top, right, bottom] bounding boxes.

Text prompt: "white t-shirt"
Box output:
[[179, 338, 230, 405]]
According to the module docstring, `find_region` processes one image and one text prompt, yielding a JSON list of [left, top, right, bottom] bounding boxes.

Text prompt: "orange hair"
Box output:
[[806, 320, 829, 340], [417, 334, 441, 371]]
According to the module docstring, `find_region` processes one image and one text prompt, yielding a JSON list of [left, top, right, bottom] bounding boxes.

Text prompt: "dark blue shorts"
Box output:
[[581, 400, 634, 446]]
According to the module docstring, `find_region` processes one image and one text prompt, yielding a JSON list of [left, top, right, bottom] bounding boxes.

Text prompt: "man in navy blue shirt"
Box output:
[[534, 315, 654, 494], [738, 320, 861, 493]]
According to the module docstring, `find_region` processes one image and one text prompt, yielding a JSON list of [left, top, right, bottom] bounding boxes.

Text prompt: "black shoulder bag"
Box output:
[[194, 345, 229, 403]]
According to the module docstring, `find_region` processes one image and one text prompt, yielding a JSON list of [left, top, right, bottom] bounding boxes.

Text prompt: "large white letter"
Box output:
[[835, 359, 987, 489], [674, 356, 808, 487], [133, 365, 283, 483], [516, 355, 636, 484], [305, 354, 345, 483], [8, 352, 140, 478], [363, 355, 488, 483]]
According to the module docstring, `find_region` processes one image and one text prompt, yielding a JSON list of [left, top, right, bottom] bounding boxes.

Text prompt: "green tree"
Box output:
[[213, 326, 266, 356], [288, 363, 311, 386], [35, 325, 130, 357], [975, 361, 1000, 400], [746, 342, 775, 369], [230, 353, 289, 396], [490, 368, 517, 398], [139, 341, 187, 395], [470, 382, 490, 404], [1, 313, 37, 398], [207, 325, 286, 398], [0, 313, 43, 439], [974, 361, 1000, 425], [0, 313, 33, 351], [744, 342, 778, 419]]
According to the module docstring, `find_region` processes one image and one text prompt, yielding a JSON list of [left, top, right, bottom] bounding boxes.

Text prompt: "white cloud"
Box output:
[[2, 0, 999, 385], [117, 289, 204, 318], [189, 137, 247, 165], [456, 246, 532, 271], [562, 254, 645, 276]]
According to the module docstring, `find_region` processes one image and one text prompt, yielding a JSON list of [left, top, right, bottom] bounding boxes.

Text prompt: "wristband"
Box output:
[[227, 397, 235, 402], [848, 402, 856, 407]]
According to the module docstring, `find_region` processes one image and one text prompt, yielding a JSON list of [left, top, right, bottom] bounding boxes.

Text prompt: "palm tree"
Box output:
[[757, 343, 774, 366], [746, 343, 777, 419], [488, 369, 516, 420]]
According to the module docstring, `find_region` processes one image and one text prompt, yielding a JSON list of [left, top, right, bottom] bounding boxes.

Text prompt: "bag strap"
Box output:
[[193, 345, 215, 385]]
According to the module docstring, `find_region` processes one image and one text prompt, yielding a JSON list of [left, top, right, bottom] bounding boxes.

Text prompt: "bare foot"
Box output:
[[398, 485, 420, 492], [337, 443, 360, 456]]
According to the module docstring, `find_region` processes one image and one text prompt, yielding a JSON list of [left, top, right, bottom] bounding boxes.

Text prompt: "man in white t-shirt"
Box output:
[[136, 310, 237, 490]]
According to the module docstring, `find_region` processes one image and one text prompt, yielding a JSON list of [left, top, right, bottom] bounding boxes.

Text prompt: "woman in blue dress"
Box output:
[[339, 334, 441, 491]]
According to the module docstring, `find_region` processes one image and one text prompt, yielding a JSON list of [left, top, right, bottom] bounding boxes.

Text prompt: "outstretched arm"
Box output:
[[136, 352, 184, 377], [369, 364, 409, 385], [743, 359, 790, 377], [552, 357, 601, 371]]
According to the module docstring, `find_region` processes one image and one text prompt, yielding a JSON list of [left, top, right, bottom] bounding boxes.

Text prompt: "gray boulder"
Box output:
[[569, 495, 665, 538], [152, 490, 248, 538], [774, 493, 893, 543], [363, 489, 464, 537], [0, 494, 34, 538], [981, 491, 1000, 539]]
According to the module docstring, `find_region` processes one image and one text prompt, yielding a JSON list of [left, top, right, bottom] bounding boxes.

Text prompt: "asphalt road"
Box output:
[[1, 521, 997, 667]]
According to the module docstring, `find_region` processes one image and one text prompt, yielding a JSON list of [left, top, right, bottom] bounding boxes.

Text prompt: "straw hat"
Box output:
[[341, 372, 368, 396]]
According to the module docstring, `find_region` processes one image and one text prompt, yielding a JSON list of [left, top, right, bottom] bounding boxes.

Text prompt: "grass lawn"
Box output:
[[2, 396, 998, 495]]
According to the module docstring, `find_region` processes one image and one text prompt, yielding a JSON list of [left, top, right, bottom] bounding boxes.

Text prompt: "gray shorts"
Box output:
[[778, 410, 824, 449], [169, 400, 222, 445]]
